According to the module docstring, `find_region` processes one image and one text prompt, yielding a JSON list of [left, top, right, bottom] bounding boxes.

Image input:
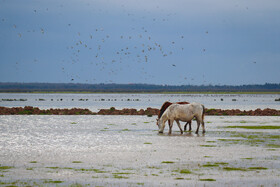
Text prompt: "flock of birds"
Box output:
[[2, 2, 256, 84]]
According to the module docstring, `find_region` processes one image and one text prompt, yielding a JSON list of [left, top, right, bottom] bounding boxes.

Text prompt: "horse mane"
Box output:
[[158, 101, 172, 119], [158, 101, 190, 119], [176, 102, 190, 105]]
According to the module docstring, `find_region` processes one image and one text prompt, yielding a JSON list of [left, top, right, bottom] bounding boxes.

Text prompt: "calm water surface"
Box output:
[[0, 93, 279, 111]]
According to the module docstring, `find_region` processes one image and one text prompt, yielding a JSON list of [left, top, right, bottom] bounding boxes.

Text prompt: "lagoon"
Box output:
[[0, 93, 280, 112]]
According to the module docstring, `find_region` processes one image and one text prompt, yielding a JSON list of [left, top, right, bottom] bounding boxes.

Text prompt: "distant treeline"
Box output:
[[0, 82, 280, 92]]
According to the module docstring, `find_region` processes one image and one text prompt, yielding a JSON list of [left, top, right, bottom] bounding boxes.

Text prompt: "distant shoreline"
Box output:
[[1, 91, 280, 94], [1, 82, 280, 93], [1, 106, 279, 116]]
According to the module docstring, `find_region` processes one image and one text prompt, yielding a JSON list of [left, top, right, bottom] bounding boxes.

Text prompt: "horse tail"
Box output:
[[202, 104, 205, 122]]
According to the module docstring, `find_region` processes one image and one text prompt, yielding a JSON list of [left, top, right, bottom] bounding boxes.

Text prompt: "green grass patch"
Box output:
[[18, 110, 33, 115], [199, 178, 216, 182], [267, 135, 280, 139], [72, 161, 83, 163], [241, 158, 253, 160], [43, 180, 63, 184], [266, 144, 280, 148], [175, 177, 184, 180], [204, 156, 213, 158], [179, 169, 192, 174], [223, 167, 247, 171], [113, 174, 129, 179], [71, 122, 77, 124], [46, 167, 60, 169], [202, 164, 219, 167], [218, 139, 242, 142], [161, 161, 175, 164], [206, 141, 216, 143], [0, 166, 14, 170], [29, 161, 37, 163], [200, 145, 216, 147], [144, 142, 152, 144], [248, 167, 268, 170], [112, 172, 134, 175], [206, 108, 216, 113], [62, 167, 74, 170], [215, 162, 229, 165], [75, 168, 107, 173], [121, 129, 130, 131], [225, 126, 280, 129]]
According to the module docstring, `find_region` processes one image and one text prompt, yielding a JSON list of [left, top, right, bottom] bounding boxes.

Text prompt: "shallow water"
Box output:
[[0, 93, 280, 111], [0, 115, 279, 186]]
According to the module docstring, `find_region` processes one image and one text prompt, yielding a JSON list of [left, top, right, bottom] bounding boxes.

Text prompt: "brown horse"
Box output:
[[157, 101, 192, 131]]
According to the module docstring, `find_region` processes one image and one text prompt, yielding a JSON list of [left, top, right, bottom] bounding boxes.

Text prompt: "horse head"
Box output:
[[156, 118, 164, 133]]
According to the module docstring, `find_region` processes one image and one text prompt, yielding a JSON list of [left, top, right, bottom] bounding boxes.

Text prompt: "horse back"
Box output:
[[159, 101, 189, 118], [168, 103, 203, 121]]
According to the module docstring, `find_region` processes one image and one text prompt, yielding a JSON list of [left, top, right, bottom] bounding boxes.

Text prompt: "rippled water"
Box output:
[[0, 93, 279, 111], [0, 115, 279, 186]]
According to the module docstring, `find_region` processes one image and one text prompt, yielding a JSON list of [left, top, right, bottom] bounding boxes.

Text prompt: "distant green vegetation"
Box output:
[[1, 82, 280, 93]]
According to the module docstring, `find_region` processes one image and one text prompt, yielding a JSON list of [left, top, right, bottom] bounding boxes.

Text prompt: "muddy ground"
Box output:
[[1, 106, 280, 116], [0, 115, 280, 186]]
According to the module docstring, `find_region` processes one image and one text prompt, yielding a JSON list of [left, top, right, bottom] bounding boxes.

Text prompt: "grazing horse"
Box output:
[[157, 101, 192, 131], [157, 103, 205, 134]]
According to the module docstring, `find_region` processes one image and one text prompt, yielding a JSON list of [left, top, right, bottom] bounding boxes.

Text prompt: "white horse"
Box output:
[[157, 103, 205, 134]]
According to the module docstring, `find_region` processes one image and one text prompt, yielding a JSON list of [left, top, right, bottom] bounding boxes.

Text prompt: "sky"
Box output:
[[0, 0, 280, 85]]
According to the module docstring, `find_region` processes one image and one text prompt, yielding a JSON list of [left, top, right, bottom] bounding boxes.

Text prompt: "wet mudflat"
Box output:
[[0, 115, 280, 186]]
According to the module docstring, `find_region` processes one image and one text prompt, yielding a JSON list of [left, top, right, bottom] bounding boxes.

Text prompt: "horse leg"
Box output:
[[168, 120, 171, 130], [195, 119, 200, 134], [168, 119, 174, 134], [176, 120, 183, 134], [189, 120, 192, 131], [184, 122, 187, 131], [202, 121, 205, 134]]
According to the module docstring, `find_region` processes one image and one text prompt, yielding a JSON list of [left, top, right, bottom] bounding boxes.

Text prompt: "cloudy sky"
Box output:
[[0, 0, 280, 85]]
